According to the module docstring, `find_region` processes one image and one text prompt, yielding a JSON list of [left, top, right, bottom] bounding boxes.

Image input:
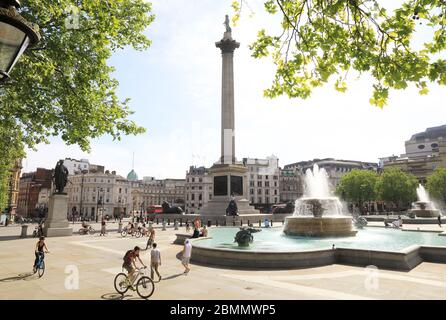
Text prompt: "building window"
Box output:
[[191, 194, 195, 200], [250, 189, 254, 195], [257, 189, 261, 195], [257, 181, 262, 187], [250, 181, 254, 187], [257, 175, 262, 179], [199, 178, 202, 183], [265, 189, 269, 195], [265, 181, 270, 187]]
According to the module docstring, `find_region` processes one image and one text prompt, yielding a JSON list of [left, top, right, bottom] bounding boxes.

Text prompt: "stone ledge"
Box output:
[[190, 237, 444, 271]]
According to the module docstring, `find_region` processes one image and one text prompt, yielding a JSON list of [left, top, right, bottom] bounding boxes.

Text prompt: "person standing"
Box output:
[[150, 243, 162, 281], [182, 239, 192, 274], [438, 214, 442, 228], [145, 227, 155, 250], [100, 218, 107, 236]]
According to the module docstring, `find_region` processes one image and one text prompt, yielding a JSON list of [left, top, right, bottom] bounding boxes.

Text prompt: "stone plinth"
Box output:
[[283, 216, 357, 237], [44, 194, 73, 237], [199, 163, 260, 217]]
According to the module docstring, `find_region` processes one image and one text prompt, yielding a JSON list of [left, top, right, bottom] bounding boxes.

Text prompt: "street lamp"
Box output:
[[95, 187, 103, 222], [0, 0, 40, 84], [79, 169, 88, 219]]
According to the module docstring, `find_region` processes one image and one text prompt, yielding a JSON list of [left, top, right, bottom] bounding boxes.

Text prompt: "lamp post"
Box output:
[[79, 170, 88, 220], [95, 187, 103, 222], [0, 0, 40, 84]]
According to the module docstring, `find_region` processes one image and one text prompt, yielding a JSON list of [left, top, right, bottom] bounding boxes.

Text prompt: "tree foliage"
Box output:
[[426, 167, 446, 203], [375, 167, 418, 209], [232, 0, 446, 107], [336, 169, 378, 211], [0, 0, 154, 211]]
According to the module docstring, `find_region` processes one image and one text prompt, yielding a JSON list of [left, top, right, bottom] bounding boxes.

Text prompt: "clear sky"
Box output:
[[24, 0, 446, 179]]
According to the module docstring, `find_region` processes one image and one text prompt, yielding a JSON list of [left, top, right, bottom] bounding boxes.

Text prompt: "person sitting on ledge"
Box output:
[[200, 225, 208, 237], [191, 227, 200, 239], [264, 219, 270, 228]]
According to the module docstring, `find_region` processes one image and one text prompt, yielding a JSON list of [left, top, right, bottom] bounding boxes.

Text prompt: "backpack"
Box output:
[[123, 250, 133, 265]]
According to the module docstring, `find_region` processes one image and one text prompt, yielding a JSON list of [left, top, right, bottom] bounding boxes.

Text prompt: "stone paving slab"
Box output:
[[1, 226, 446, 300]]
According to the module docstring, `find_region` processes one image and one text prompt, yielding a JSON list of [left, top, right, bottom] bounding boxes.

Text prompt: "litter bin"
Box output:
[[20, 225, 28, 238]]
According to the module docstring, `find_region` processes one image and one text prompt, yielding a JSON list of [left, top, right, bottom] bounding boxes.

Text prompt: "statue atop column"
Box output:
[[224, 14, 231, 33], [53, 160, 69, 194]]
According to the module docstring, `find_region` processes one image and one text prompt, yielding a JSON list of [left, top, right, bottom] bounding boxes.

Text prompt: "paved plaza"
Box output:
[[1, 222, 446, 300]]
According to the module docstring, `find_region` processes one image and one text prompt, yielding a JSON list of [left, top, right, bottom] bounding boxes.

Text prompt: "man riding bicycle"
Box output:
[[122, 246, 146, 289]]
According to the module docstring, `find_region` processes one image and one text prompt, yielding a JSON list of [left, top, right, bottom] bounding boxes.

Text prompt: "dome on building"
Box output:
[[127, 169, 138, 181]]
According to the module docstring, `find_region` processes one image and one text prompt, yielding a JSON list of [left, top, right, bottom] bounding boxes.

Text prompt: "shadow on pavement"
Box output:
[[162, 273, 184, 281], [0, 271, 36, 282], [101, 293, 131, 300]]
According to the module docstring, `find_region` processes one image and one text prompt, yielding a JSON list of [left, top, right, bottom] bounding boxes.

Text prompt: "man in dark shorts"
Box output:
[[122, 246, 146, 287]]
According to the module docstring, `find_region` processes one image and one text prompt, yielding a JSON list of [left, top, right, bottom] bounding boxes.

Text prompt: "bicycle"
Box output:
[[33, 252, 46, 278], [121, 228, 141, 238], [114, 267, 154, 299], [79, 225, 95, 235]]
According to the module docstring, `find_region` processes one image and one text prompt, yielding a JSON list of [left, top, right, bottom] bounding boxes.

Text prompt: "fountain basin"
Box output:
[[409, 201, 441, 218], [283, 216, 357, 237]]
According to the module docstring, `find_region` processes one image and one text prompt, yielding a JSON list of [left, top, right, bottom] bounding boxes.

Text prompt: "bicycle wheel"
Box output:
[[37, 261, 45, 278], [135, 231, 142, 238], [136, 276, 154, 299], [89, 228, 95, 235], [121, 230, 127, 237], [114, 273, 129, 294]]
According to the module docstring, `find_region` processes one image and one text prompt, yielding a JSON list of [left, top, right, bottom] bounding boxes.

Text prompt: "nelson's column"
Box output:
[[198, 15, 272, 224]]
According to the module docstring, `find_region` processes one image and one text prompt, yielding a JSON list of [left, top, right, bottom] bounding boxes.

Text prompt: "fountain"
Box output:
[[283, 164, 357, 237], [409, 184, 441, 218]]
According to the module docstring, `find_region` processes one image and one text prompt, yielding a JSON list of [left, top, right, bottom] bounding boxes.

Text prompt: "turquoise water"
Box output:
[[196, 227, 446, 252]]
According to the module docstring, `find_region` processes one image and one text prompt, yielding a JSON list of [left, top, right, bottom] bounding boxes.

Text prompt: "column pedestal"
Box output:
[[44, 194, 73, 237]]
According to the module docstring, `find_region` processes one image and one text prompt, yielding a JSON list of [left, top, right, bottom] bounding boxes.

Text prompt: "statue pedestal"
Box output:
[[44, 194, 73, 237], [198, 163, 264, 223]]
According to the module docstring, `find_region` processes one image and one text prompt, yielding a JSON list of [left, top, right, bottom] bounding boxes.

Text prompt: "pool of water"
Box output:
[[196, 227, 446, 252]]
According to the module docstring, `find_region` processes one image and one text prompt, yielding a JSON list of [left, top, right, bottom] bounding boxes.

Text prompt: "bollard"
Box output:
[[207, 220, 211, 228], [216, 220, 219, 227], [118, 221, 123, 233], [224, 220, 227, 226], [232, 220, 235, 226], [271, 220, 273, 227], [282, 220, 284, 225], [259, 220, 261, 227], [168, 219, 170, 226], [240, 220, 243, 226], [156, 218, 159, 224], [174, 220, 179, 230], [248, 220, 250, 226], [20, 225, 28, 238], [180, 219, 183, 227], [162, 220, 166, 231]]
